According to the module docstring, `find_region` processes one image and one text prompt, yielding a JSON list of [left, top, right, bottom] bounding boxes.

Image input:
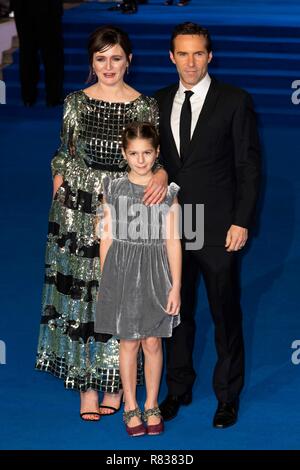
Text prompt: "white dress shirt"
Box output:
[[171, 73, 211, 156]]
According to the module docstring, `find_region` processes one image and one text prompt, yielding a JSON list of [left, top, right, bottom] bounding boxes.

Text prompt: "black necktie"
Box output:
[[179, 90, 194, 161]]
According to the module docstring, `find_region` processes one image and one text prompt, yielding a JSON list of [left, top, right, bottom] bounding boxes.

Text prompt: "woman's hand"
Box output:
[[53, 174, 64, 198], [165, 286, 181, 316], [143, 168, 168, 205]]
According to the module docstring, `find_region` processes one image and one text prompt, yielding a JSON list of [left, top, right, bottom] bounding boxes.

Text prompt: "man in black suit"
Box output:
[[155, 22, 261, 428], [11, 0, 64, 106]]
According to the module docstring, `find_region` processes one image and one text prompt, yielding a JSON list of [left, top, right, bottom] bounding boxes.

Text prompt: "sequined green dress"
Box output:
[[35, 90, 159, 392]]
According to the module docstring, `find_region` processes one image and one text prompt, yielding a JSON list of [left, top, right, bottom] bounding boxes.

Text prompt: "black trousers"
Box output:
[[13, 0, 64, 103], [165, 245, 245, 403]]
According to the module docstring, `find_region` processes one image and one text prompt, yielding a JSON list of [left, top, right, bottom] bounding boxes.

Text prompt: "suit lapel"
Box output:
[[161, 85, 181, 167], [186, 77, 220, 161]]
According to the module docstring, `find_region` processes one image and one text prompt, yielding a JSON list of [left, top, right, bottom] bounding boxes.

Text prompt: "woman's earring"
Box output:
[[126, 65, 129, 75], [86, 68, 97, 84]]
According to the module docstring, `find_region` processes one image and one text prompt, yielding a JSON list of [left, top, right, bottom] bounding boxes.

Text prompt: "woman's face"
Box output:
[[92, 44, 131, 86]]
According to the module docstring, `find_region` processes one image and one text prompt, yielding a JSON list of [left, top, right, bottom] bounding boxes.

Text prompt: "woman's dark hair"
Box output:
[[122, 122, 160, 151], [170, 22, 212, 54], [87, 25, 132, 82]]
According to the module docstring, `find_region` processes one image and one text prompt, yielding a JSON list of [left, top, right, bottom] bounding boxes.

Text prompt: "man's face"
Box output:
[[170, 34, 212, 89]]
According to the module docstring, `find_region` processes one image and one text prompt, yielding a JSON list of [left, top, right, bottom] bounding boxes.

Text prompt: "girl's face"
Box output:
[[122, 138, 159, 177], [92, 44, 131, 86]]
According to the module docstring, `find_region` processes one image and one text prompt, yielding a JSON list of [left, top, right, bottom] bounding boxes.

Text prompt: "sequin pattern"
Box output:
[[35, 90, 159, 392]]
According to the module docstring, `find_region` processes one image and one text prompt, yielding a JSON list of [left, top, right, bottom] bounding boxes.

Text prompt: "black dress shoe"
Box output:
[[159, 392, 192, 421], [213, 401, 239, 429]]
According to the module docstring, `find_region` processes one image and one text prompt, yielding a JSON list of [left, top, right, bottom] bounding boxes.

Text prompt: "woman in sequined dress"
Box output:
[[35, 25, 168, 421]]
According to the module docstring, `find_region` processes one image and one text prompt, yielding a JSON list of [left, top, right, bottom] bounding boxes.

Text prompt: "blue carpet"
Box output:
[[0, 0, 300, 450]]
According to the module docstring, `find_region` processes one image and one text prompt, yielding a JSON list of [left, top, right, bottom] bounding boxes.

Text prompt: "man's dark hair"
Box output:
[[170, 22, 212, 54]]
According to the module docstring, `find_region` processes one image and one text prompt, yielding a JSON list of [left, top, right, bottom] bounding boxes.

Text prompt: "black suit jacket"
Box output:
[[154, 77, 261, 246]]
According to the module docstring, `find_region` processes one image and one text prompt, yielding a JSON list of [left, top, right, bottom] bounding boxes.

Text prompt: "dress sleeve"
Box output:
[[136, 96, 159, 129], [149, 96, 159, 130], [165, 182, 180, 207], [51, 92, 77, 178], [102, 175, 112, 203]]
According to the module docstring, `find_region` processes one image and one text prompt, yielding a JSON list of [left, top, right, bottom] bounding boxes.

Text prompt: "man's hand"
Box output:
[[225, 225, 248, 252], [143, 168, 168, 205]]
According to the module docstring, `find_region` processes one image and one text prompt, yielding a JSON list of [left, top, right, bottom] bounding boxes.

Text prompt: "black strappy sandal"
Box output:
[[99, 391, 124, 416], [98, 404, 121, 416]]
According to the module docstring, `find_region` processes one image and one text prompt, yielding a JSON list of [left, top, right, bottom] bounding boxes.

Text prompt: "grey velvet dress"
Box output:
[[95, 175, 181, 340]]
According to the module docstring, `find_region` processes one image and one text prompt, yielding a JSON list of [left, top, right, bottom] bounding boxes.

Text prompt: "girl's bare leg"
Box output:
[[120, 339, 142, 427], [141, 337, 163, 426]]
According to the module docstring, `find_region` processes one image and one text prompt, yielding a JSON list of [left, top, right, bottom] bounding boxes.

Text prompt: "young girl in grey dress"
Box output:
[[95, 122, 182, 436]]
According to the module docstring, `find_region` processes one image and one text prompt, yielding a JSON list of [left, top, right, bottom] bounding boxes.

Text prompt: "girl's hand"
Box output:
[[166, 286, 181, 316], [143, 168, 168, 206]]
